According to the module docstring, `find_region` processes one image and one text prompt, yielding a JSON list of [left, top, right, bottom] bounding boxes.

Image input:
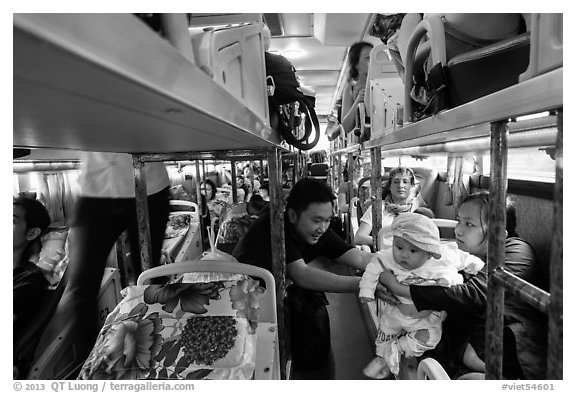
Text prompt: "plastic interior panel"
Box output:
[[96, 268, 122, 331], [370, 80, 400, 135], [174, 222, 202, 262], [169, 200, 199, 209], [416, 357, 451, 380], [366, 44, 404, 135], [520, 13, 563, 81], [136, 260, 276, 324], [216, 43, 243, 100], [169, 200, 200, 222], [365, 44, 396, 115], [191, 22, 269, 123]]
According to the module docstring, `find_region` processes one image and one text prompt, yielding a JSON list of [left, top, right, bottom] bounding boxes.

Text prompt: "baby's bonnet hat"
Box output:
[[391, 212, 442, 259]]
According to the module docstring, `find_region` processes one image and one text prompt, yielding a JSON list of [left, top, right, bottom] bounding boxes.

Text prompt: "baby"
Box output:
[[359, 212, 484, 379]]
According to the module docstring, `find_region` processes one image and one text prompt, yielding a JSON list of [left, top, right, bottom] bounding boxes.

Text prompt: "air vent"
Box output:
[[263, 13, 283, 36]]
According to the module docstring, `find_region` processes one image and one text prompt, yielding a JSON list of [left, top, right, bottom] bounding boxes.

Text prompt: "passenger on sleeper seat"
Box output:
[[13, 196, 52, 378], [378, 191, 547, 379], [13, 197, 51, 332], [354, 166, 427, 248], [233, 178, 372, 379], [359, 212, 483, 379], [38, 152, 170, 364]]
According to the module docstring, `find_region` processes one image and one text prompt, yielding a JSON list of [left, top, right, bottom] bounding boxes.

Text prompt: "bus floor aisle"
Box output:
[[326, 265, 375, 380]]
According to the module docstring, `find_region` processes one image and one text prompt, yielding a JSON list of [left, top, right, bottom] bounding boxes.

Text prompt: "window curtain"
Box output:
[[446, 156, 469, 209], [33, 170, 80, 226]]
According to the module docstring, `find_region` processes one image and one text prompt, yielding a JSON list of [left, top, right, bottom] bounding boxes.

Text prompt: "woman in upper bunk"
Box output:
[[340, 41, 373, 134], [378, 191, 547, 379], [354, 166, 427, 249]]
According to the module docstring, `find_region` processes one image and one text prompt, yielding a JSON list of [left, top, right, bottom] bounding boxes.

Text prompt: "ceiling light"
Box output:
[[283, 49, 303, 59]]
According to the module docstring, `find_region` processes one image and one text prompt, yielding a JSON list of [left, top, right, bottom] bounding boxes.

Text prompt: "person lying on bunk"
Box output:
[[377, 191, 548, 379], [359, 212, 484, 379], [354, 166, 427, 249], [233, 178, 372, 380], [13, 196, 52, 331]]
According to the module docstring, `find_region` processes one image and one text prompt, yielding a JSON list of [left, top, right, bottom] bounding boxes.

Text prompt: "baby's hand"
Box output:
[[375, 283, 400, 305], [378, 269, 399, 288]]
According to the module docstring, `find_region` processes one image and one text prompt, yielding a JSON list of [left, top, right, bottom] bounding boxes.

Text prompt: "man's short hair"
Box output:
[[13, 196, 51, 236], [285, 178, 335, 215]]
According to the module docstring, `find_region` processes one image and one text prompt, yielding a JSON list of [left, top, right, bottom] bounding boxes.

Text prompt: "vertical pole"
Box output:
[[268, 148, 287, 379], [347, 152, 355, 244], [132, 155, 153, 271], [330, 153, 337, 193], [195, 160, 205, 250], [336, 154, 343, 194], [115, 231, 129, 287], [231, 160, 238, 203], [485, 120, 508, 380], [548, 109, 563, 379], [371, 148, 382, 251], [293, 154, 300, 183]]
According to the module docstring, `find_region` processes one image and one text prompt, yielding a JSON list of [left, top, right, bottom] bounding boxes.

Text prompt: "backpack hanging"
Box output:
[[265, 52, 320, 151]]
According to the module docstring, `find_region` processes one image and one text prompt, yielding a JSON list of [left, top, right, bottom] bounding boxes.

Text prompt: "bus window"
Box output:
[[483, 147, 556, 182], [381, 155, 448, 174]]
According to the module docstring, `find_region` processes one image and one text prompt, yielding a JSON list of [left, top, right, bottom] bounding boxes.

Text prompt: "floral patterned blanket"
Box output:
[[78, 277, 264, 380]]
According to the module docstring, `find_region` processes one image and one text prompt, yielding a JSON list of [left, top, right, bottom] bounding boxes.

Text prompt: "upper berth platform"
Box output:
[[14, 14, 280, 154], [332, 66, 562, 156]]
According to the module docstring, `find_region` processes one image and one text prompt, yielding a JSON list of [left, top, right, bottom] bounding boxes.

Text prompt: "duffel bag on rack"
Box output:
[[265, 52, 320, 151]]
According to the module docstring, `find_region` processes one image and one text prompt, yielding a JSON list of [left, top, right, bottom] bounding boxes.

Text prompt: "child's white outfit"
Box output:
[[360, 240, 484, 377]]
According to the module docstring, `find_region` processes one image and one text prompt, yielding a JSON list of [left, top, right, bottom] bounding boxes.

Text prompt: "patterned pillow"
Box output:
[[78, 278, 264, 380], [37, 228, 69, 286]]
